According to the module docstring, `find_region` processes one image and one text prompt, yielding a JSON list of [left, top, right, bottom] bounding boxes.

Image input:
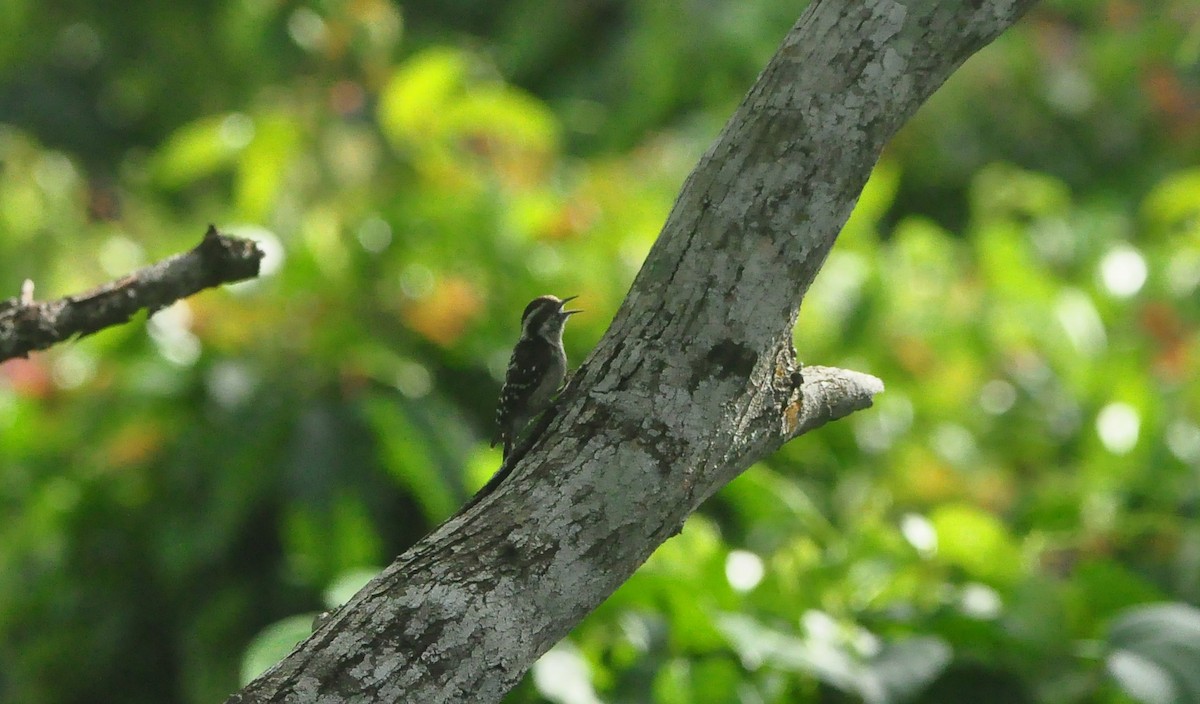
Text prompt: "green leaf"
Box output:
[[447, 86, 559, 155], [323, 567, 380, 610], [859, 637, 952, 704], [972, 162, 1071, 221], [716, 614, 951, 703], [653, 657, 741, 704], [240, 614, 315, 685], [1072, 560, 1165, 625], [929, 503, 1022, 585], [361, 395, 455, 521], [464, 445, 503, 493], [1142, 168, 1200, 230], [1105, 603, 1200, 704], [152, 113, 254, 187], [689, 658, 741, 702], [377, 48, 469, 147], [843, 159, 901, 244], [376, 47, 558, 167], [235, 113, 301, 219], [531, 641, 600, 704]]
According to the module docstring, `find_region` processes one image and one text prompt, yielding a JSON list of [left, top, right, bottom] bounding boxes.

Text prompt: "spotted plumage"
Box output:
[[492, 295, 580, 459]]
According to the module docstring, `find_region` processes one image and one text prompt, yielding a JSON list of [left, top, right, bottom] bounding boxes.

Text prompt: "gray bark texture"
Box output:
[[229, 0, 1037, 701]]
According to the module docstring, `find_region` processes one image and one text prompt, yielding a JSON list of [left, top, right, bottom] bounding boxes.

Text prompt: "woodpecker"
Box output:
[[492, 294, 581, 460]]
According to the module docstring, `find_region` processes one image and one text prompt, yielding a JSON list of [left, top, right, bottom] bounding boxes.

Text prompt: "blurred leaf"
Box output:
[[1002, 576, 1071, 661], [361, 395, 455, 521], [972, 162, 1071, 221], [689, 658, 741, 703], [652, 656, 740, 704], [279, 494, 383, 586], [843, 160, 901, 245], [449, 86, 559, 157], [324, 567, 381, 610], [531, 641, 600, 704], [235, 113, 302, 219], [716, 612, 813, 672], [721, 464, 836, 549], [1072, 560, 1165, 625], [152, 113, 254, 187], [240, 614, 315, 685], [644, 515, 723, 580], [930, 503, 1022, 585], [464, 446, 504, 492], [377, 48, 468, 147], [377, 46, 558, 187], [976, 220, 1056, 304], [330, 495, 384, 569], [1142, 168, 1200, 231], [859, 636, 953, 704], [401, 276, 484, 347], [1105, 603, 1200, 704], [716, 614, 950, 704]]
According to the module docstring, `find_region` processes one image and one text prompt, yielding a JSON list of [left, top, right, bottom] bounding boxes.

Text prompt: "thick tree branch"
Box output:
[[231, 0, 1037, 701], [0, 225, 263, 362]]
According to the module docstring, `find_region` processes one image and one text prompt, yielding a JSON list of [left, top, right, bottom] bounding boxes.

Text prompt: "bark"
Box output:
[[230, 0, 1037, 701], [0, 225, 263, 362]]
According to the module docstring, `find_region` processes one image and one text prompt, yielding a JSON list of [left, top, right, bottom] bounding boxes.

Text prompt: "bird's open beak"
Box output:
[[559, 295, 582, 316]]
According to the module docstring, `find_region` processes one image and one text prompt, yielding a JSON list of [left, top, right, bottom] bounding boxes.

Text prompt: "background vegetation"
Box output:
[[2, 1, 1199, 702]]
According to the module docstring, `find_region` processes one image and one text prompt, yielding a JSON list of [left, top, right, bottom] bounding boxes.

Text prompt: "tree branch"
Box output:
[[231, 0, 1038, 701], [0, 225, 263, 363]]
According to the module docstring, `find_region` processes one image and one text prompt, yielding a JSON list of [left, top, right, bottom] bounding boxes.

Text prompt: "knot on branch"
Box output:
[[785, 364, 884, 441]]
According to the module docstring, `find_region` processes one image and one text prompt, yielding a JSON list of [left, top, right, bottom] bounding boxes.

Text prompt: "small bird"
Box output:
[[492, 294, 581, 460]]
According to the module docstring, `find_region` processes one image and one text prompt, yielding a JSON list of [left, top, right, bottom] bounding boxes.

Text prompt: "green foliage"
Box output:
[[1105, 603, 1200, 704], [1, 1, 1198, 703], [239, 615, 315, 687]]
